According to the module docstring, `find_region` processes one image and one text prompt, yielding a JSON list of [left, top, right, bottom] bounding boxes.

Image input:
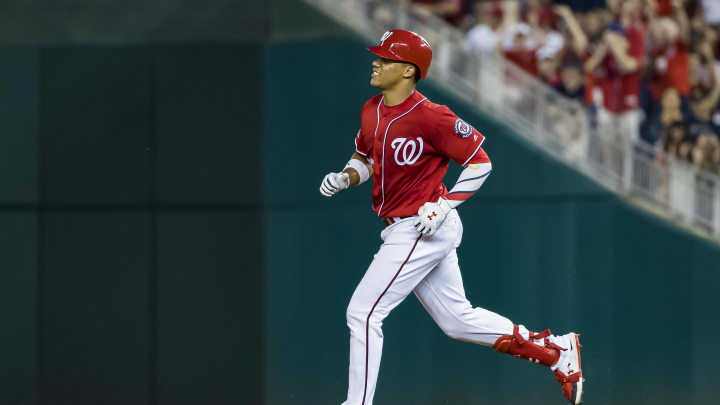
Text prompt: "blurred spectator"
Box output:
[[648, 3, 691, 102], [687, 43, 720, 135], [604, 0, 621, 15], [527, 0, 566, 61], [457, 0, 720, 177], [554, 0, 606, 12], [411, 0, 468, 27], [536, 28, 566, 60], [641, 1, 691, 142], [688, 47, 712, 89], [585, 0, 645, 144], [555, 59, 586, 100], [501, 22, 539, 76], [692, 132, 720, 172], [463, 1, 504, 56], [655, 0, 675, 17], [538, 53, 562, 86], [411, 0, 461, 17], [554, 4, 589, 56], [661, 120, 694, 162], [702, 0, 720, 25], [661, 88, 685, 125], [526, 0, 560, 31], [495, 0, 564, 77], [689, 15, 717, 53], [575, 9, 612, 106]]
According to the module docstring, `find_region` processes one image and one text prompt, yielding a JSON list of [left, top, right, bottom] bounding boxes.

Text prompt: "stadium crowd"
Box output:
[[405, 0, 720, 175]]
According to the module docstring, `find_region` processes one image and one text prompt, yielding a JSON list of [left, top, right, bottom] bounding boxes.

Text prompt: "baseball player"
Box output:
[[319, 30, 584, 405]]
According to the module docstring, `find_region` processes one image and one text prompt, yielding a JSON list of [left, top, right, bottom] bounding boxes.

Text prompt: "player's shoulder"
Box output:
[[418, 100, 481, 139], [418, 99, 457, 120]]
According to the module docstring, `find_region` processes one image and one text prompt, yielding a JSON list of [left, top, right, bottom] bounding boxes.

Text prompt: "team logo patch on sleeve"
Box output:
[[454, 118, 474, 139]]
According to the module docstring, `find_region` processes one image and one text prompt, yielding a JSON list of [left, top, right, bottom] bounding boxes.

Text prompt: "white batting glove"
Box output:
[[413, 198, 453, 236], [319, 172, 350, 197]]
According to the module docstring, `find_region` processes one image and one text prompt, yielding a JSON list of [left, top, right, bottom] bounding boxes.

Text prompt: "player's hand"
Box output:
[[413, 198, 453, 236], [320, 172, 350, 197]]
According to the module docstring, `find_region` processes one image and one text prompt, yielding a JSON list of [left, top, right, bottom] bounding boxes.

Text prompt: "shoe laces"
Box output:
[[514, 326, 568, 352]]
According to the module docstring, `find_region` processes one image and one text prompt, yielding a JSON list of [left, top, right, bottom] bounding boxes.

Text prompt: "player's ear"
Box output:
[[403, 64, 415, 80]]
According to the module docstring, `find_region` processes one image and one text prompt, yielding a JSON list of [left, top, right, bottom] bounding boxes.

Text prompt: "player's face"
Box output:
[[370, 57, 412, 89]]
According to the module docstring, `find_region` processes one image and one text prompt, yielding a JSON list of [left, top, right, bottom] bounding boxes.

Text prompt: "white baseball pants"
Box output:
[[342, 210, 531, 405]]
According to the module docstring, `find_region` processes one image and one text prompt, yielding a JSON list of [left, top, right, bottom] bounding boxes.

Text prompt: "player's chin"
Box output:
[[370, 76, 382, 88]]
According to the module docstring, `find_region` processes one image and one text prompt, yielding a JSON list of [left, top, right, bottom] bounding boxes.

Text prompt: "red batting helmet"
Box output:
[[368, 30, 433, 79]]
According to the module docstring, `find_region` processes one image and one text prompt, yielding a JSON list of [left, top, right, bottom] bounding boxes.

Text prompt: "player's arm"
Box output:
[[672, 0, 690, 42], [319, 152, 372, 197], [603, 31, 639, 73], [414, 151, 492, 235], [414, 110, 492, 236], [343, 152, 372, 186], [584, 42, 608, 73], [554, 5, 588, 56], [444, 153, 492, 209]]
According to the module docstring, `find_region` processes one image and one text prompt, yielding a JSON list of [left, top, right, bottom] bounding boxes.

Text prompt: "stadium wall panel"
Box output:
[[0, 43, 264, 405]]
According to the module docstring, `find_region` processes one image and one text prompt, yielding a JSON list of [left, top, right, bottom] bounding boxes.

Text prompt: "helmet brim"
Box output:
[[367, 46, 424, 78], [367, 46, 401, 61]]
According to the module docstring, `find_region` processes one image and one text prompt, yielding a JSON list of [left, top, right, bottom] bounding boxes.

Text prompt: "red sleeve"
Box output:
[[466, 147, 490, 164], [626, 28, 645, 65], [355, 98, 378, 157], [354, 128, 369, 157], [430, 106, 486, 167]]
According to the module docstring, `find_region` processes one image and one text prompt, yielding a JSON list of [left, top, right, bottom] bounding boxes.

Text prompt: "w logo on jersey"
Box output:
[[391, 137, 423, 166]]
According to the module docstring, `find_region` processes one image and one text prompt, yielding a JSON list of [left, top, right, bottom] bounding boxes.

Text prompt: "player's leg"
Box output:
[[413, 248, 516, 345], [414, 249, 584, 404], [343, 220, 457, 405]]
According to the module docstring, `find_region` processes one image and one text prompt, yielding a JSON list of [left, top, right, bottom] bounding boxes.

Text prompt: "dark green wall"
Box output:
[[0, 43, 264, 405], [262, 38, 720, 404]]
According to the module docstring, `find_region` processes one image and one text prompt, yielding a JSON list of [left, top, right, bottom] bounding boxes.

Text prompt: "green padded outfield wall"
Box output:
[[262, 37, 720, 404], [0, 44, 265, 404], [0, 1, 340, 403]]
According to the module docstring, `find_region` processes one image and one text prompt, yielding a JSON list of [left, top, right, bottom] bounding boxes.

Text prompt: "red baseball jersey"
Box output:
[[354, 90, 487, 218], [649, 39, 689, 100], [598, 26, 645, 113]]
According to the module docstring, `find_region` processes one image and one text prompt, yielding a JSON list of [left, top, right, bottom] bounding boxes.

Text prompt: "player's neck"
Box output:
[[382, 83, 416, 107]]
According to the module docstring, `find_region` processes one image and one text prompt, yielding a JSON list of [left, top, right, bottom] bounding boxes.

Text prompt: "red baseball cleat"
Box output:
[[493, 326, 585, 404], [551, 333, 584, 404]]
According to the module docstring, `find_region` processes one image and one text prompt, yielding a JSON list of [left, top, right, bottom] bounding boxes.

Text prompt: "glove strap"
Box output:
[[438, 197, 455, 213]]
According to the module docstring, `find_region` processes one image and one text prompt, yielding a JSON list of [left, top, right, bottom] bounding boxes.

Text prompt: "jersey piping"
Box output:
[[461, 137, 486, 167], [378, 97, 428, 216], [355, 129, 367, 157], [361, 234, 422, 405], [373, 97, 383, 139]]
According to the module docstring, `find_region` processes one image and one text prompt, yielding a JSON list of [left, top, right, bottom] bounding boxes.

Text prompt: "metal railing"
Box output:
[[305, 0, 720, 238]]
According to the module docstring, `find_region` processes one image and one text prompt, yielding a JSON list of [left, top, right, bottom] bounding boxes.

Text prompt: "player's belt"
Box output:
[[382, 216, 412, 227]]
